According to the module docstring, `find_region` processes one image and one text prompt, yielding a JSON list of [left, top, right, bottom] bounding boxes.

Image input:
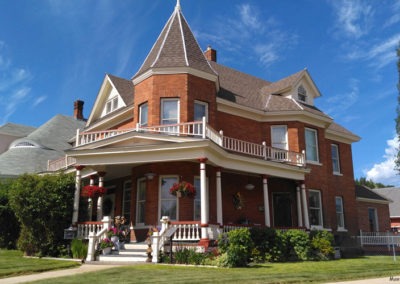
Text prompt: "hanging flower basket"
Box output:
[[169, 181, 196, 198], [80, 185, 107, 198]]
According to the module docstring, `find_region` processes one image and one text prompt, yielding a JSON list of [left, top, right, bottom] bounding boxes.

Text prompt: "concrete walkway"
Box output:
[[1, 264, 123, 284]]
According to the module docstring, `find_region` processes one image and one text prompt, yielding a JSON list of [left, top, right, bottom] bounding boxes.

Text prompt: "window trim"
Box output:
[[368, 207, 379, 232], [271, 125, 288, 150], [331, 144, 341, 175], [136, 178, 146, 226], [159, 175, 179, 221], [309, 189, 323, 229], [335, 196, 345, 230], [106, 96, 119, 114], [122, 180, 132, 222], [305, 128, 319, 163], [298, 85, 307, 102], [161, 98, 180, 125], [194, 100, 209, 122], [139, 102, 148, 127]]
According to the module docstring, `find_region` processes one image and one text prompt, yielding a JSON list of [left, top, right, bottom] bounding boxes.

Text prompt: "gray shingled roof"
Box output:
[[0, 115, 85, 176], [356, 185, 389, 201], [108, 74, 134, 106], [371, 187, 400, 217], [0, 123, 36, 137], [133, 5, 216, 79]]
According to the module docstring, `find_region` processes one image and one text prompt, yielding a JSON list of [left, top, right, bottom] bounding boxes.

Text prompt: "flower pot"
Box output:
[[102, 247, 112, 255]]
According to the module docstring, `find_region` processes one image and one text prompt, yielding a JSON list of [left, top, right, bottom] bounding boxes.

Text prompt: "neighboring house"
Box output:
[[0, 123, 36, 155], [370, 187, 400, 231], [49, 2, 361, 243], [0, 101, 86, 178], [355, 185, 391, 232]]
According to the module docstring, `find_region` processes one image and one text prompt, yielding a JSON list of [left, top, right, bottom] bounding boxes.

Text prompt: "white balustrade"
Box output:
[[76, 222, 104, 239]]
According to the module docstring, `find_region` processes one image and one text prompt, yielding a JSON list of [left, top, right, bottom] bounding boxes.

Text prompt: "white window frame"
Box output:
[[298, 85, 307, 102], [305, 128, 319, 163], [335, 196, 345, 230], [331, 144, 341, 174], [159, 176, 179, 221], [271, 125, 288, 150], [136, 178, 146, 226], [139, 102, 148, 127], [122, 180, 132, 222], [161, 98, 179, 125], [194, 100, 208, 122], [309, 189, 323, 229], [368, 207, 379, 232], [106, 96, 118, 114]]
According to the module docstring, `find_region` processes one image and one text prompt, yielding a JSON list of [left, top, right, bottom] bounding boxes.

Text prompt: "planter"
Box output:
[[102, 247, 112, 255]]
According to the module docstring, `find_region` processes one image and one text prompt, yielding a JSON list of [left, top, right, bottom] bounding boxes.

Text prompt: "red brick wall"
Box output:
[[357, 200, 391, 232]]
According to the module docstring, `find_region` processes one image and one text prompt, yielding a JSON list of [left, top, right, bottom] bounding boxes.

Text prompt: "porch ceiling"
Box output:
[[67, 139, 309, 181]]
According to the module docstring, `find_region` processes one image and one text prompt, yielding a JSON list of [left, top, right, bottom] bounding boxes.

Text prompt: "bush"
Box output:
[[217, 228, 254, 267], [309, 230, 335, 260], [71, 239, 88, 259], [250, 227, 282, 262], [0, 179, 20, 249], [281, 229, 311, 261]]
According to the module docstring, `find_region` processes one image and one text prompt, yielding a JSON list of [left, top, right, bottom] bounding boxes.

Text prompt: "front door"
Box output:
[[273, 193, 293, 227]]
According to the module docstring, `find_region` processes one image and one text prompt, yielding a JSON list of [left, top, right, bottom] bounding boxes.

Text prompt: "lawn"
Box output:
[[0, 250, 80, 278], [2, 250, 400, 283]]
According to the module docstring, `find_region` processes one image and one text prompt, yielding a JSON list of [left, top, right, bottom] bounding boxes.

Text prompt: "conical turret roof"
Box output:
[[133, 2, 216, 81]]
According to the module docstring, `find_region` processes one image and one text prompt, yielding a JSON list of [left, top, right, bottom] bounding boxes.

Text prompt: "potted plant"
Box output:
[[169, 181, 196, 198], [99, 238, 113, 255]]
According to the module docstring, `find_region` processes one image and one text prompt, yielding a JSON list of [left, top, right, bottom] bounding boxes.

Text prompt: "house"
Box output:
[[50, 1, 361, 244], [0, 101, 86, 178], [370, 187, 400, 231], [355, 185, 391, 232]]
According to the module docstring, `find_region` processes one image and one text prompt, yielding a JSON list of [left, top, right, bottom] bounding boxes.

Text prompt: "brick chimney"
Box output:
[[204, 45, 217, 62], [73, 100, 84, 120]]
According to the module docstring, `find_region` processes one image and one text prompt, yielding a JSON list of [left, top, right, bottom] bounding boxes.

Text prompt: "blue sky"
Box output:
[[0, 0, 399, 186]]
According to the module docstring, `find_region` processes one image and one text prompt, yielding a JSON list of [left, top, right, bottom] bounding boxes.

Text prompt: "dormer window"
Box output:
[[106, 97, 119, 114], [298, 85, 307, 102]]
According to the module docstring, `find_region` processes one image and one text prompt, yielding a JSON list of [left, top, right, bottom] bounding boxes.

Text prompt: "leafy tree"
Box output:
[[355, 177, 394, 188], [395, 42, 400, 172], [9, 173, 75, 256], [0, 179, 20, 249]]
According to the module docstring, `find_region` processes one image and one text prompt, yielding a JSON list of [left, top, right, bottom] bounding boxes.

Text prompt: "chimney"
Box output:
[[204, 45, 217, 62], [74, 100, 84, 120]]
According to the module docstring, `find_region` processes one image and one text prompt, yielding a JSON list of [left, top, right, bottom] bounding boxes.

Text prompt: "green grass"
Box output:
[[2, 250, 400, 283], [0, 250, 80, 279]]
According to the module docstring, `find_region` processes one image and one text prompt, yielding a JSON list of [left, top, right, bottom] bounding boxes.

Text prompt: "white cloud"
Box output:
[[384, 0, 400, 27], [323, 78, 359, 117], [365, 136, 400, 186], [239, 4, 263, 31], [331, 0, 374, 39], [32, 95, 47, 107]]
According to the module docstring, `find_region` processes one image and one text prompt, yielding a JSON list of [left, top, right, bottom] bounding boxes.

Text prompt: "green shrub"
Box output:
[[309, 230, 335, 260], [0, 179, 20, 249], [280, 230, 310, 261], [71, 239, 88, 259], [218, 228, 254, 267], [250, 227, 282, 262]]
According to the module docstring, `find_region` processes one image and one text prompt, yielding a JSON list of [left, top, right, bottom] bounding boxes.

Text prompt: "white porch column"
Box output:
[[72, 165, 84, 225], [97, 172, 106, 221], [88, 175, 95, 222], [296, 184, 303, 227], [301, 183, 310, 229], [199, 158, 209, 241], [216, 168, 223, 225], [262, 175, 271, 227]]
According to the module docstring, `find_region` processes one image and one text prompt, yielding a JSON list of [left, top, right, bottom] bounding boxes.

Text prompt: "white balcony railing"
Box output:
[[48, 118, 305, 171]]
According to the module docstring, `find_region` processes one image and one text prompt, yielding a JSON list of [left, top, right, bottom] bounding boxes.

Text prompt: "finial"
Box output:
[[175, 0, 181, 11]]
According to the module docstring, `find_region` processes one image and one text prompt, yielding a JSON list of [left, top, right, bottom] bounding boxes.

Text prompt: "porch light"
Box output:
[[245, 183, 255, 191], [144, 172, 156, 180]]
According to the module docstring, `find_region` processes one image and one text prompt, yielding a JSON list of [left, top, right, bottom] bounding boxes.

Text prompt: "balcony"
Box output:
[[47, 118, 305, 171]]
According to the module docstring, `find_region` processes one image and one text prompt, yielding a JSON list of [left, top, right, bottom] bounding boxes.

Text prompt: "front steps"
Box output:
[[98, 242, 150, 263]]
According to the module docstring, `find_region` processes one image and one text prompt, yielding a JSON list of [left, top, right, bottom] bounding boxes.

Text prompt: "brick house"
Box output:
[[50, 2, 361, 243]]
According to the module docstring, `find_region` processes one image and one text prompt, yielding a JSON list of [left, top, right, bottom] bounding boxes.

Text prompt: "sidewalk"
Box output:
[[1, 264, 123, 284]]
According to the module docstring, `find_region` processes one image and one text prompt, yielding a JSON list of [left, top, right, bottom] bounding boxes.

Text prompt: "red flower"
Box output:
[[81, 185, 107, 198], [169, 181, 196, 197]]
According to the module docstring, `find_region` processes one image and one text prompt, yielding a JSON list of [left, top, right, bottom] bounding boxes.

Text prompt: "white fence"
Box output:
[[359, 231, 400, 247]]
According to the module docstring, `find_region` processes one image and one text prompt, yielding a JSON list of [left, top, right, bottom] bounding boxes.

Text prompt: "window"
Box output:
[[136, 178, 146, 225], [309, 190, 323, 227], [331, 144, 340, 174], [122, 181, 132, 222], [193, 177, 201, 220], [305, 128, 319, 162], [368, 208, 378, 232], [298, 85, 307, 102], [194, 101, 208, 122], [139, 103, 148, 127], [335, 196, 345, 229], [160, 176, 178, 220], [161, 99, 179, 125], [106, 97, 119, 114], [271, 126, 288, 150]]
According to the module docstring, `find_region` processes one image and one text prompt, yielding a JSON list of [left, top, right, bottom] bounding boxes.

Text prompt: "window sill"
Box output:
[[333, 172, 343, 176], [337, 228, 348, 232], [306, 161, 323, 166]]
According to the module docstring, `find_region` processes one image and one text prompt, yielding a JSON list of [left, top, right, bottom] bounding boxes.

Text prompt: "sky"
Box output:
[[0, 0, 399, 186]]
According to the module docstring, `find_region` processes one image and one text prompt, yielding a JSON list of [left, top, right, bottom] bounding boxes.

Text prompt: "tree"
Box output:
[[355, 177, 393, 188], [395, 42, 400, 172], [9, 173, 75, 256]]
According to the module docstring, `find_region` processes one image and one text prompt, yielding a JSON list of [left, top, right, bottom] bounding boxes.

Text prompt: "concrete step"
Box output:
[[98, 242, 150, 263]]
